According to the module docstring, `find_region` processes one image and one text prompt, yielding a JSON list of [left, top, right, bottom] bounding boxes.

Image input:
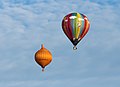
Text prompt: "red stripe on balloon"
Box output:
[[62, 17, 71, 39], [62, 20, 67, 35], [80, 15, 90, 40], [67, 13, 73, 40]]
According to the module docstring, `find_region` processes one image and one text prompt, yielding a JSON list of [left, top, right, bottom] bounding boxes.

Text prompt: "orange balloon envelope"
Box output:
[[35, 44, 52, 72]]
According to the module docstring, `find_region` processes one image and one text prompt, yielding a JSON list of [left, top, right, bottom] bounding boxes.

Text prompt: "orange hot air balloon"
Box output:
[[35, 44, 52, 72]]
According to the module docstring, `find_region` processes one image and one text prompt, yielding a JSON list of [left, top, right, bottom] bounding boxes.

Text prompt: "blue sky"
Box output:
[[0, 0, 120, 87]]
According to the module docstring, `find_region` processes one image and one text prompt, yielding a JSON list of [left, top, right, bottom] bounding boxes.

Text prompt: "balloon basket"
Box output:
[[73, 46, 77, 50], [42, 68, 44, 72]]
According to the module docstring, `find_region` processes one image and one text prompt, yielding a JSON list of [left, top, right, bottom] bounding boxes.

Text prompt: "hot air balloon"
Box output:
[[62, 12, 90, 50], [35, 44, 52, 72]]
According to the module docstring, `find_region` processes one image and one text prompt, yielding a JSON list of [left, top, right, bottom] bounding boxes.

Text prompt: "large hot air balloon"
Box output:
[[62, 12, 90, 50], [35, 44, 52, 72]]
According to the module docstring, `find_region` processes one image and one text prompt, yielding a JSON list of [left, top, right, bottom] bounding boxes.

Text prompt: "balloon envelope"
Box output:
[[62, 12, 90, 49], [35, 44, 52, 71]]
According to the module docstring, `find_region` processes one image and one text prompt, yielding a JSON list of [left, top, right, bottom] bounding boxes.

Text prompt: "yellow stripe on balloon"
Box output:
[[76, 13, 82, 39]]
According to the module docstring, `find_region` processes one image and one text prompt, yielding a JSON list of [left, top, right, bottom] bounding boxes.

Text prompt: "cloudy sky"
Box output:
[[0, 0, 120, 87]]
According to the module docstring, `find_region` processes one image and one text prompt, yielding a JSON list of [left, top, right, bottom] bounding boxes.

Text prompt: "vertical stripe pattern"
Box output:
[[62, 12, 90, 46]]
